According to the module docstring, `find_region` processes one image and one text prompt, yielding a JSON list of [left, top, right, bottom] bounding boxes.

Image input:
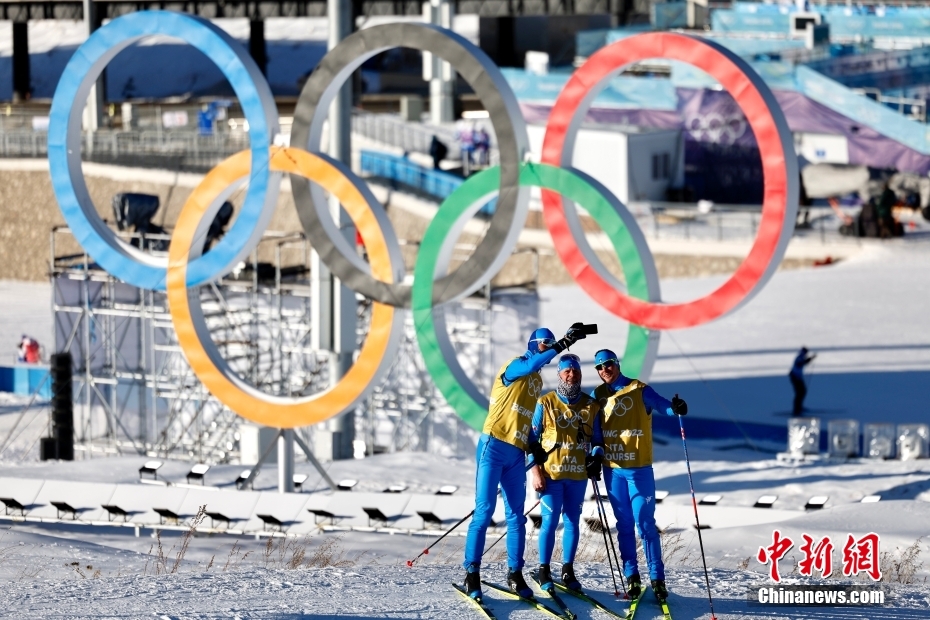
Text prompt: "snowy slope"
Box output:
[[3, 232, 930, 617]]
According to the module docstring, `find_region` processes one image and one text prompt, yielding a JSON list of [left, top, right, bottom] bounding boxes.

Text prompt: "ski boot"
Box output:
[[508, 568, 535, 599], [652, 579, 669, 602], [464, 563, 482, 600], [626, 573, 642, 599], [537, 564, 554, 591], [560, 562, 582, 591]]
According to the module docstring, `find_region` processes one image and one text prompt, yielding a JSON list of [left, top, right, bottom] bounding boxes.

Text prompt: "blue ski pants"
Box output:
[[463, 434, 527, 570], [603, 465, 665, 580], [538, 477, 587, 565]]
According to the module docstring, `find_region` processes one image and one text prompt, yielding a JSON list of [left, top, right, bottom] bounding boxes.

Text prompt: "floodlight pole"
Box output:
[[423, 0, 454, 125], [82, 0, 105, 149], [307, 0, 358, 464], [278, 429, 295, 492]]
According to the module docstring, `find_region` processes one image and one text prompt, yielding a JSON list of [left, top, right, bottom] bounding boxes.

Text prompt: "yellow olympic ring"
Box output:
[[167, 147, 403, 428]]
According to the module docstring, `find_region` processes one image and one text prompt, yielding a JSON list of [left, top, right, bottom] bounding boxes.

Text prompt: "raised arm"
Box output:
[[502, 348, 558, 386]]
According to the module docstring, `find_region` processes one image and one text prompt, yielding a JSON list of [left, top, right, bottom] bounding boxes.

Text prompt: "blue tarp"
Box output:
[[360, 151, 497, 214], [652, 2, 688, 30], [0, 365, 51, 399], [822, 8, 930, 39], [795, 65, 930, 155], [712, 9, 790, 34], [501, 67, 678, 110], [504, 55, 930, 160], [713, 4, 930, 39]]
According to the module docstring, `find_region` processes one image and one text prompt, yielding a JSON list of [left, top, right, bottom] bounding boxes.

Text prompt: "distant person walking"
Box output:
[[455, 120, 475, 176], [473, 124, 490, 167], [789, 347, 816, 416], [428, 135, 448, 170]]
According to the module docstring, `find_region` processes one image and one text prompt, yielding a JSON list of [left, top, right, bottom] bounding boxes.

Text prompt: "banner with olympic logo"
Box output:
[[48, 13, 797, 432]]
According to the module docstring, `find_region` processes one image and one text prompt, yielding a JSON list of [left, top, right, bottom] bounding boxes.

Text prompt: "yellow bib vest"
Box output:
[[593, 380, 654, 468], [536, 391, 601, 481], [483, 357, 544, 451]]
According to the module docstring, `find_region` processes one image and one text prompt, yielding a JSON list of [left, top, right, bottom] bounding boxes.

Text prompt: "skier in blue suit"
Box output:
[[590, 348, 687, 602], [463, 326, 584, 600]]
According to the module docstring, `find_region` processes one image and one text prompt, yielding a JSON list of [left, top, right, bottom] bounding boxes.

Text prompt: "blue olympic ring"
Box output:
[[48, 11, 279, 290]]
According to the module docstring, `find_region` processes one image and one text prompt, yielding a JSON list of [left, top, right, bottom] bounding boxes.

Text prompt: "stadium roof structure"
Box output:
[[0, 0, 638, 22]]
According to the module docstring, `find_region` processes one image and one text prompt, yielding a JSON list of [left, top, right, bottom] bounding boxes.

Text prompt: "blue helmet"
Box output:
[[528, 327, 556, 351], [594, 349, 620, 370], [558, 354, 581, 372]]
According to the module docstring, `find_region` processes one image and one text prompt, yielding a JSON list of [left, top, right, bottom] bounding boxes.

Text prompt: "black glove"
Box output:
[[529, 442, 548, 467], [551, 336, 573, 353], [585, 449, 604, 481], [567, 322, 588, 342], [671, 394, 688, 416]]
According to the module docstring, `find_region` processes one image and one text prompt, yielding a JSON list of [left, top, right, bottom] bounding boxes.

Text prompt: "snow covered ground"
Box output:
[[2, 239, 930, 617]]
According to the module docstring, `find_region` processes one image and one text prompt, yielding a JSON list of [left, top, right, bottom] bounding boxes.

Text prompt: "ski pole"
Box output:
[[591, 478, 624, 598], [595, 487, 626, 595], [481, 499, 540, 558], [407, 442, 562, 567], [679, 413, 718, 620], [406, 508, 475, 567]]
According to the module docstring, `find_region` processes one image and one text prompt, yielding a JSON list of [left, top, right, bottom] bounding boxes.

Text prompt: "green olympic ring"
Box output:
[[413, 162, 659, 431]]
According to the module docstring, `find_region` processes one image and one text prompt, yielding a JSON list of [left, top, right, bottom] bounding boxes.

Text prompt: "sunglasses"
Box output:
[[534, 338, 557, 347], [595, 359, 619, 371]]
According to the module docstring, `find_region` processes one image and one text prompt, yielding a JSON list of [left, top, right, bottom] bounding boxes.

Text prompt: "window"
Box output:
[[652, 152, 671, 180]]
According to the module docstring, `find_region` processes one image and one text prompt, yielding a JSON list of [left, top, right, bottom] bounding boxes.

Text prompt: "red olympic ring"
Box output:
[[541, 32, 798, 330]]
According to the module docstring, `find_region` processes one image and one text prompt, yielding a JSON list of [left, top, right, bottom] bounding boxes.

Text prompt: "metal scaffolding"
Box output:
[[49, 226, 535, 464]]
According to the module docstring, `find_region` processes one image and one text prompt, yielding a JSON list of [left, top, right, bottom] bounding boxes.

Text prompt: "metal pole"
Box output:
[[313, 0, 358, 461], [423, 0, 454, 125], [278, 429, 295, 492], [82, 0, 105, 148]]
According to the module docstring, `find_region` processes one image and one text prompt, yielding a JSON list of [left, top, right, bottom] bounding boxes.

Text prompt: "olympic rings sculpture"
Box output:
[[49, 13, 797, 431]]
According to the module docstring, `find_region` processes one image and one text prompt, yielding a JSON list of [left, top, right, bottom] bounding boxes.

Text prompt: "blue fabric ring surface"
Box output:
[[47, 11, 278, 290]]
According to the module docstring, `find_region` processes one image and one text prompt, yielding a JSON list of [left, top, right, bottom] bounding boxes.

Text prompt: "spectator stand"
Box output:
[[293, 474, 310, 491], [235, 470, 254, 491], [50, 501, 78, 520], [185, 464, 210, 486], [404, 493, 477, 538], [177, 486, 259, 535], [304, 492, 353, 529], [241, 491, 317, 539], [360, 151, 497, 216], [103, 483, 190, 534], [0, 477, 45, 518], [102, 504, 136, 524], [1, 474, 559, 539], [314, 491, 415, 533], [138, 460, 164, 484], [0, 497, 27, 517], [153, 508, 183, 525], [362, 506, 403, 529], [31, 480, 115, 523]]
